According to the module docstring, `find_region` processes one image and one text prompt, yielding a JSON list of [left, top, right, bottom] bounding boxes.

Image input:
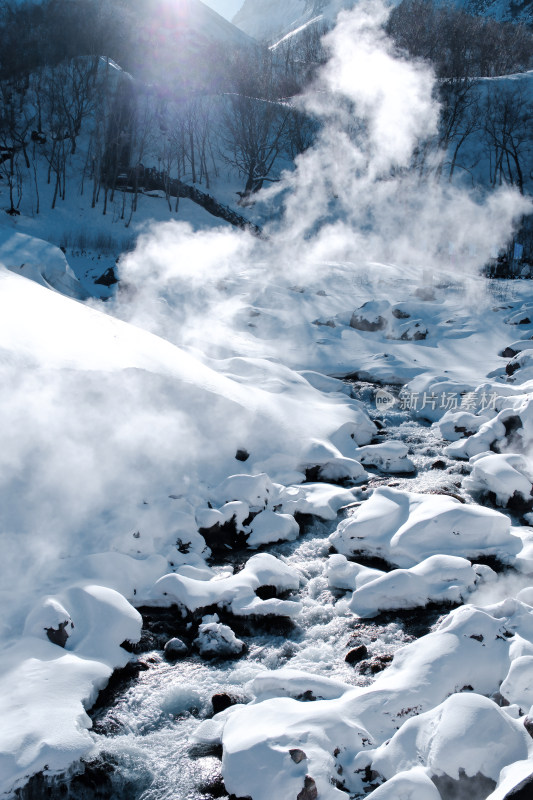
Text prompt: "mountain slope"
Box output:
[[233, 0, 532, 43], [127, 0, 257, 86], [232, 0, 353, 42]]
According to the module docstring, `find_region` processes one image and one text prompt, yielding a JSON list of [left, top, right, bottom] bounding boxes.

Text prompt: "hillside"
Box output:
[[233, 0, 533, 42]]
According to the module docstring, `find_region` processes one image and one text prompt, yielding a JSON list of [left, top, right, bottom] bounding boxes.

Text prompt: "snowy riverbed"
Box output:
[[2, 2, 533, 796]]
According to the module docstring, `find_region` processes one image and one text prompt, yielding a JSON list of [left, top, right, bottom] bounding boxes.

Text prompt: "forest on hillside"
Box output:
[[0, 0, 532, 247]]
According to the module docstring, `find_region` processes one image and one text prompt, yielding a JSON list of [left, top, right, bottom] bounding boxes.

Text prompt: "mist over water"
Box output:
[[1, 0, 529, 634], [116, 0, 530, 342]]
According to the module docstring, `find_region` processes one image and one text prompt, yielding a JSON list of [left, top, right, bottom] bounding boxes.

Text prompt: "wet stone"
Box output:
[[164, 637, 188, 660], [360, 654, 394, 675], [345, 644, 368, 664], [212, 693, 239, 715], [290, 749, 307, 764]]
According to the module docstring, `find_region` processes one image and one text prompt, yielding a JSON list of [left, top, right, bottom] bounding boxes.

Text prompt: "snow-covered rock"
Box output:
[[329, 486, 519, 567], [438, 409, 491, 441], [155, 553, 301, 617], [500, 655, 533, 712], [212, 599, 533, 800], [194, 616, 245, 658], [348, 555, 478, 617], [245, 508, 300, 547], [464, 452, 533, 509], [326, 553, 383, 592], [350, 300, 390, 332], [210, 473, 276, 510], [354, 441, 415, 473], [1, 585, 141, 794], [361, 692, 529, 783], [251, 668, 351, 701], [276, 482, 358, 520]]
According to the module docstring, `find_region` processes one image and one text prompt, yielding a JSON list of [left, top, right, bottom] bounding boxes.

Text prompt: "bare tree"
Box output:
[[483, 84, 532, 194], [222, 50, 290, 199]]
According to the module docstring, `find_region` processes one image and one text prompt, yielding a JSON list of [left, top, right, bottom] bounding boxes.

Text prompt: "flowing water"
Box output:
[[15, 384, 480, 800]]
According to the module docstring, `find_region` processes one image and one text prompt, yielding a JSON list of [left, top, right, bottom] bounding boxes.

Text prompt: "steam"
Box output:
[[117, 0, 530, 345], [2, 0, 531, 635]]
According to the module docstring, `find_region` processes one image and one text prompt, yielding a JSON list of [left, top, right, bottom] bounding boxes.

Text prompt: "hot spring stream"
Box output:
[[15, 383, 507, 800]]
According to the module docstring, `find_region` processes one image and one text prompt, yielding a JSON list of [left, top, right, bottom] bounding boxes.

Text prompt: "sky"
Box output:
[[201, 0, 244, 20]]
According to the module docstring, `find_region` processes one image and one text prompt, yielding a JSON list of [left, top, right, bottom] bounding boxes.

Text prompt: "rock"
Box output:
[[523, 716, 533, 739], [361, 654, 394, 675], [194, 618, 245, 659], [345, 644, 368, 664], [198, 516, 249, 552], [506, 360, 521, 376], [399, 323, 428, 341], [502, 772, 533, 799], [164, 637, 188, 660], [45, 620, 71, 648], [212, 693, 238, 715], [433, 770, 496, 800], [297, 776, 318, 800], [431, 460, 446, 470], [94, 267, 118, 286], [392, 307, 410, 319], [350, 301, 390, 332], [290, 748, 307, 764]]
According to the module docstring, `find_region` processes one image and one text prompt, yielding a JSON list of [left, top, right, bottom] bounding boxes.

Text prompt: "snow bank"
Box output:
[[213, 599, 533, 800], [464, 452, 533, 508], [329, 486, 519, 567], [0, 231, 88, 300], [347, 555, 478, 617], [155, 553, 302, 617], [0, 585, 141, 795]]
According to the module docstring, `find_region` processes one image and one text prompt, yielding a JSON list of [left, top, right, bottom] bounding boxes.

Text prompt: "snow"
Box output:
[[347, 555, 478, 617], [2, 0, 533, 796], [365, 692, 529, 781], [465, 452, 533, 507], [155, 553, 302, 617], [329, 486, 520, 567]]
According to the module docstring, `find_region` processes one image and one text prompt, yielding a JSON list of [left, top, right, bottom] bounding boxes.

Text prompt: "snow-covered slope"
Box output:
[[127, 0, 257, 86], [233, 0, 355, 43], [234, 0, 533, 43]]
